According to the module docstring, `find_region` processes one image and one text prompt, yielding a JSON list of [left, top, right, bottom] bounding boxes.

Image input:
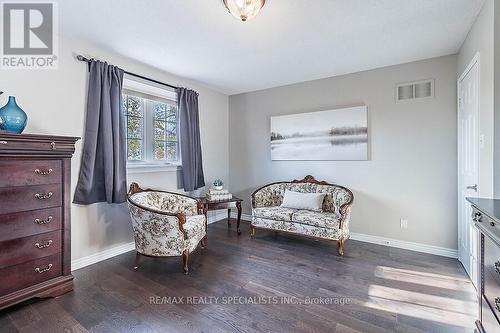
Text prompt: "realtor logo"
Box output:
[[1, 2, 58, 69]]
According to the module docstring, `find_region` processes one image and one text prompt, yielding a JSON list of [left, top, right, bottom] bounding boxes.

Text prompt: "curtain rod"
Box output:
[[76, 55, 178, 91]]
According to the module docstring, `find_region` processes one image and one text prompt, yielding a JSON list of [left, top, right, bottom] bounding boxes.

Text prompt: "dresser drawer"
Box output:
[[475, 208, 500, 243], [0, 230, 61, 269], [0, 207, 61, 242], [0, 160, 61, 188], [0, 253, 61, 297], [482, 295, 500, 333], [0, 135, 77, 154], [0, 184, 62, 215], [484, 236, 500, 325], [484, 235, 500, 286]]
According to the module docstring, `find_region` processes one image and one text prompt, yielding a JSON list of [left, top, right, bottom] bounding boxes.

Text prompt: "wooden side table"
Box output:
[[198, 197, 243, 235]]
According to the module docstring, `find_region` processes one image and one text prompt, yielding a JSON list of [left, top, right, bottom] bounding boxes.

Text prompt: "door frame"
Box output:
[[457, 51, 480, 286]]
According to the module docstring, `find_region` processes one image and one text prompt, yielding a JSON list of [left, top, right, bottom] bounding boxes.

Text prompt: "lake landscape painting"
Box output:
[[270, 106, 368, 160]]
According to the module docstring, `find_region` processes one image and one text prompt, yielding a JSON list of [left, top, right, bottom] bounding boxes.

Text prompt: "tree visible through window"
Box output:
[[153, 102, 178, 161], [122, 90, 179, 165], [123, 95, 144, 161]]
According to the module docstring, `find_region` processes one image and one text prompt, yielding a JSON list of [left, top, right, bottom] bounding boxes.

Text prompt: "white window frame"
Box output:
[[123, 76, 181, 174]]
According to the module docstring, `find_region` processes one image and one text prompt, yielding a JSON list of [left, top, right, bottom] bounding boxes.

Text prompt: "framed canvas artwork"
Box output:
[[270, 105, 368, 160]]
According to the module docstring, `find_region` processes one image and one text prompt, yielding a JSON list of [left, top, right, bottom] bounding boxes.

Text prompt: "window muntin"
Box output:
[[122, 79, 179, 166]]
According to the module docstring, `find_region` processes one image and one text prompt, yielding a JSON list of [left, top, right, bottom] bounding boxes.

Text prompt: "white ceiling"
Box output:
[[59, 0, 485, 95]]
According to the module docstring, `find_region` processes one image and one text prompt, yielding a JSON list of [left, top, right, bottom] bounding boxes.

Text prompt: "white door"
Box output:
[[457, 54, 480, 288]]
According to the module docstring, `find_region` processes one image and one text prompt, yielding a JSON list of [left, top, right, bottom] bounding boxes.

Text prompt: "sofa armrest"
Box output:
[[339, 204, 352, 234]]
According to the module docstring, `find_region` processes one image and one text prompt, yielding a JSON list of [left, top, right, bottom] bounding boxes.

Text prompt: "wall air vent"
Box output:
[[395, 79, 434, 102]]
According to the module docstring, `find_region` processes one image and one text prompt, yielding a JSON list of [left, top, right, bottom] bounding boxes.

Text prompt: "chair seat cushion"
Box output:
[[292, 210, 340, 229], [184, 215, 206, 239], [253, 206, 296, 221]]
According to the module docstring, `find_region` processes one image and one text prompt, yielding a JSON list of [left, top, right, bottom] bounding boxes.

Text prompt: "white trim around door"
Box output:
[[457, 52, 480, 288]]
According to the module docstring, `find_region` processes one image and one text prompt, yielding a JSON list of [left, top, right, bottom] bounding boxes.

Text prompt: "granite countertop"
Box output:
[[466, 197, 500, 224]]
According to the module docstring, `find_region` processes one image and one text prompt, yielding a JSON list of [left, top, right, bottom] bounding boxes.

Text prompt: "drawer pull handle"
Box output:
[[34, 240, 52, 249], [34, 216, 53, 225], [0, 140, 7, 145], [473, 212, 482, 222], [495, 297, 500, 312], [491, 222, 496, 227], [50, 142, 56, 150], [34, 168, 53, 175], [495, 262, 500, 275], [34, 264, 53, 274], [35, 192, 53, 200]]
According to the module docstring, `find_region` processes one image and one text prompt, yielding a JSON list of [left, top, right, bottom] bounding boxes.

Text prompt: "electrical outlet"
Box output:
[[400, 218, 408, 229]]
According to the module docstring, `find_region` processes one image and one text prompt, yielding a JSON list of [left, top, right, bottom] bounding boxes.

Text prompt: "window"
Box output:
[[122, 77, 180, 172]]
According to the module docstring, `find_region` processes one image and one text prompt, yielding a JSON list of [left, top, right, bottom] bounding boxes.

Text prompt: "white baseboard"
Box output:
[[207, 211, 228, 224], [231, 212, 457, 258], [349, 233, 457, 258], [71, 241, 135, 271], [231, 212, 252, 221], [72, 212, 457, 271]]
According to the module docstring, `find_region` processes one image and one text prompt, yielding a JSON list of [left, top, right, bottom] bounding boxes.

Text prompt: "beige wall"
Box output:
[[229, 55, 458, 250], [0, 36, 229, 263], [457, 0, 495, 198]]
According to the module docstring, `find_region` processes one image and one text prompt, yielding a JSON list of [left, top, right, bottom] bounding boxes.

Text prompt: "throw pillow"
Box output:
[[280, 190, 326, 211]]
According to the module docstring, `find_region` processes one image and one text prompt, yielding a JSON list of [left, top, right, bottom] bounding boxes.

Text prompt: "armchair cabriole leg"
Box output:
[[250, 226, 256, 238], [338, 239, 345, 256], [201, 238, 206, 249], [182, 251, 189, 274], [133, 252, 142, 270]]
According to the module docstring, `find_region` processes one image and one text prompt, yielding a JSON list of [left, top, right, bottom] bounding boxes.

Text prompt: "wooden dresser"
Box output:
[[467, 198, 500, 332], [0, 133, 79, 310]]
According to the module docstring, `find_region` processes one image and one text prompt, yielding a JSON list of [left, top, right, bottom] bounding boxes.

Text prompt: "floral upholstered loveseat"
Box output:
[[127, 183, 206, 274], [251, 175, 354, 255]]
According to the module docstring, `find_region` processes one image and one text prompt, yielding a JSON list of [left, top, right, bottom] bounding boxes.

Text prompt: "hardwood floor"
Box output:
[[0, 219, 477, 333]]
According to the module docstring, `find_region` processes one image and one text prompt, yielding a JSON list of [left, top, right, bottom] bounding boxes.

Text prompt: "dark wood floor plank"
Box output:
[[6, 303, 41, 330], [0, 309, 20, 333], [0, 219, 477, 333], [14, 301, 90, 333]]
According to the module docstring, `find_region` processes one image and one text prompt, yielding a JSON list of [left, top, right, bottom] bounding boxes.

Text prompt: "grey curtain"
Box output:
[[178, 87, 205, 191], [73, 60, 127, 204]]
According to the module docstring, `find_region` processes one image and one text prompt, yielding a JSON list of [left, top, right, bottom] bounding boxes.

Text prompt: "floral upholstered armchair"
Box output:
[[127, 183, 207, 274], [251, 175, 353, 256]]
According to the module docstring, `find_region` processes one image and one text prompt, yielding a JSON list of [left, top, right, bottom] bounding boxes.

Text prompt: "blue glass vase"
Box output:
[[0, 96, 27, 134]]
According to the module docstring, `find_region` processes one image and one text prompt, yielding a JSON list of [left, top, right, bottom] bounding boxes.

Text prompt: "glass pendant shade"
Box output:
[[223, 0, 266, 21]]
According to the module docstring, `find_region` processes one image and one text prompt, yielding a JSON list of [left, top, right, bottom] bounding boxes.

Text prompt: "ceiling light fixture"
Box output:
[[223, 0, 266, 22]]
